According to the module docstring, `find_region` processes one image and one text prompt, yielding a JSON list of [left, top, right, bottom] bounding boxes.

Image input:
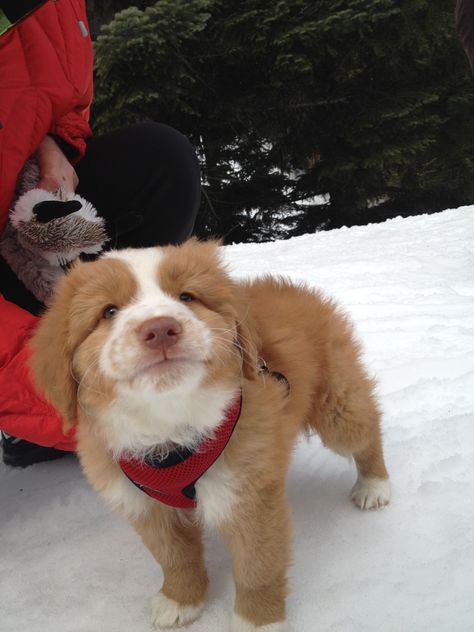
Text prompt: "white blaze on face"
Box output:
[[99, 247, 212, 391]]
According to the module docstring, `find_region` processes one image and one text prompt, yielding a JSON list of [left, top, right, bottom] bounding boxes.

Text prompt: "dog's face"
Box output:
[[30, 240, 258, 438]]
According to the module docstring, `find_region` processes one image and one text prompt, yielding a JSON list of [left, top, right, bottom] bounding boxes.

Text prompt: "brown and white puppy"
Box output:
[[30, 239, 390, 632]]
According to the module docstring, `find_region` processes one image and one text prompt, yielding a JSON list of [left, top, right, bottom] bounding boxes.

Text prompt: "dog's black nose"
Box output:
[[139, 317, 182, 351]]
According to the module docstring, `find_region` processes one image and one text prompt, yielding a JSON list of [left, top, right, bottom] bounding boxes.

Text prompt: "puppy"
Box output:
[[30, 239, 390, 631]]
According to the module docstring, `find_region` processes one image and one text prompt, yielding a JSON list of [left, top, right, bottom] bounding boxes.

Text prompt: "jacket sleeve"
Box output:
[[49, 106, 93, 162], [0, 295, 76, 451]]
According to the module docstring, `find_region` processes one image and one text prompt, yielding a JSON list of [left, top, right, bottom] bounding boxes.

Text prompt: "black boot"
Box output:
[[1, 431, 69, 468]]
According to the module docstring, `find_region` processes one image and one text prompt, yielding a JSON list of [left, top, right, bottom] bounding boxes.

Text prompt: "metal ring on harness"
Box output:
[[258, 358, 290, 395]]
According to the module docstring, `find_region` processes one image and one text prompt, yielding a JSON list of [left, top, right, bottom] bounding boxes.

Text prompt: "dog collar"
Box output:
[[117, 392, 242, 509]]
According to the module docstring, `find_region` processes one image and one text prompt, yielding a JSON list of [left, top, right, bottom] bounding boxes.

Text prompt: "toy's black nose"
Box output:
[[33, 200, 82, 223]]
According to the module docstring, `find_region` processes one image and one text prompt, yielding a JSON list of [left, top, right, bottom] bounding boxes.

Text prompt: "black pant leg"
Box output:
[[76, 122, 201, 249], [0, 121, 200, 314]]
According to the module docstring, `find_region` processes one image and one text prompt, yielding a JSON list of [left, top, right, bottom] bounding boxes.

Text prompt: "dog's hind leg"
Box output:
[[350, 434, 391, 510], [309, 382, 391, 510]]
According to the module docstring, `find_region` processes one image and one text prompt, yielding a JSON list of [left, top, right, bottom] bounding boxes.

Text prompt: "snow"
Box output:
[[1, 206, 473, 632]]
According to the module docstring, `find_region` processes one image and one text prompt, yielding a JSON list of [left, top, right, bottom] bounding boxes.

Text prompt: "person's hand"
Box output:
[[36, 136, 79, 194]]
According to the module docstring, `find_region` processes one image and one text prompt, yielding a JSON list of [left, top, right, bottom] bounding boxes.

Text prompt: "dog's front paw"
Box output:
[[151, 591, 204, 629], [351, 476, 391, 510], [231, 612, 286, 631]]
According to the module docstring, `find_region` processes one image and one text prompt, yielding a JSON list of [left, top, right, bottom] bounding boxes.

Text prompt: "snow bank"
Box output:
[[1, 207, 473, 632]]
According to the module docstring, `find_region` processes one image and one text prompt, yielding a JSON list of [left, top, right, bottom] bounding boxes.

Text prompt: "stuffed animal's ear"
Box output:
[[29, 270, 81, 431]]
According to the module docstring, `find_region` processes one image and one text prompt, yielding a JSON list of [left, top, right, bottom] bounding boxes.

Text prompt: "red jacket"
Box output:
[[0, 0, 94, 450]]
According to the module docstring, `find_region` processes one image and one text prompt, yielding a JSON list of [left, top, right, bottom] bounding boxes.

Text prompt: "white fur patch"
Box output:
[[151, 591, 204, 629], [99, 469, 154, 520], [231, 613, 285, 632], [99, 386, 238, 458], [351, 476, 391, 510], [104, 247, 165, 299], [195, 456, 240, 529]]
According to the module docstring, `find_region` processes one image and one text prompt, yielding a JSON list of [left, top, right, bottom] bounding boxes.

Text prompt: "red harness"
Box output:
[[117, 393, 242, 509]]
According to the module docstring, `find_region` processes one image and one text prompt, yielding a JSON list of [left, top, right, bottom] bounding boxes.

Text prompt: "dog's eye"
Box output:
[[102, 305, 118, 319], [179, 292, 195, 302]]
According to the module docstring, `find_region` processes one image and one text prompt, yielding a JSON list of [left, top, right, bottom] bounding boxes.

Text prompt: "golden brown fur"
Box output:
[[30, 239, 389, 631]]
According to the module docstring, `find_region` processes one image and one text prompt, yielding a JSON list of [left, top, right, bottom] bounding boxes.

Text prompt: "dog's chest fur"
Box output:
[[94, 387, 242, 528]]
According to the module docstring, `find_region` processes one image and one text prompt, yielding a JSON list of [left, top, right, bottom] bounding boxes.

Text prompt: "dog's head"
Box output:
[[30, 239, 259, 435]]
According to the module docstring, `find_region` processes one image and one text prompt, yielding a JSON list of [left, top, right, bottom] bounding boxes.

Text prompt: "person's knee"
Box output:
[[135, 123, 201, 199], [117, 122, 201, 244], [128, 122, 198, 168]]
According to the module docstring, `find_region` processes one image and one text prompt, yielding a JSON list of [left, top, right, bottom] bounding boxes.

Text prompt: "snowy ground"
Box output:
[[1, 206, 473, 632]]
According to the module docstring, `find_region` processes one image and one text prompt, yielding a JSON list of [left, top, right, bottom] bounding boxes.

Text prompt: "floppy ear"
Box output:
[[29, 270, 81, 431], [235, 300, 261, 381]]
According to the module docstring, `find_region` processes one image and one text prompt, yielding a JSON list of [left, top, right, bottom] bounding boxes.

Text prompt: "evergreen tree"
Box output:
[[92, 0, 474, 242], [86, 0, 156, 38]]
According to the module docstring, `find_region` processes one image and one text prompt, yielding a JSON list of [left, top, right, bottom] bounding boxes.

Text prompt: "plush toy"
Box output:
[[0, 159, 107, 303]]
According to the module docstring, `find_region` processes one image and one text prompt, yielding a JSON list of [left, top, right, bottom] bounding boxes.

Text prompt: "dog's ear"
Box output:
[[235, 301, 261, 381], [29, 266, 82, 431]]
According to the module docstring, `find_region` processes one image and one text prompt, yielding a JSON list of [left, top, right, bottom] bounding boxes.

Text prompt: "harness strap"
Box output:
[[117, 392, 242, 509]]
